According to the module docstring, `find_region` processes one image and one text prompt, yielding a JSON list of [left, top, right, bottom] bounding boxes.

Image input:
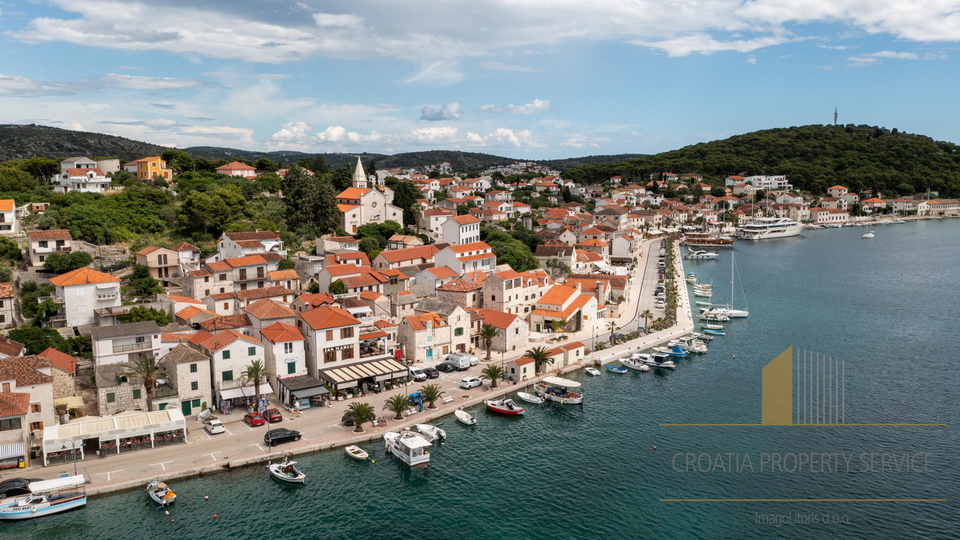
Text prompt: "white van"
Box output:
[[445, 353, 476, 371], [408, 366, 427, 382]]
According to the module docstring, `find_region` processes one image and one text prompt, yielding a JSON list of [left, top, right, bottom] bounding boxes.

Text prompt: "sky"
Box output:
[[2, 0, 959, 159]]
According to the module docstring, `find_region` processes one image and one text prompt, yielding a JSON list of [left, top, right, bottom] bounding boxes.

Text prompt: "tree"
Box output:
[[0, 267, 10, 283], [43, 251, 93, 274], [120, 354, 166, 412], [479, 323, 502, 362], [0, 237, 22, 263], [641, 310, 653, 334], [179, 191, 230, 234], [607, 321, 619, 345], [282, 167, 340, 234], [307, 282, 320, 294], [420, 383, 445, 410], [348, 402, 376, 432], [480, 364, 504, 388], [525, 346, 553, 375], [383, 393, 409, 421], [117, 306, 171, 326], [254, 157, 279, 172], [359, 237, 381, 261], [127, 264, 163, 298], [9, 326, 69, 355], [410, 203, 425, 234], [392, 181, 420, 226], [242, 359, 271, 406], [329, 280, 346, 295]]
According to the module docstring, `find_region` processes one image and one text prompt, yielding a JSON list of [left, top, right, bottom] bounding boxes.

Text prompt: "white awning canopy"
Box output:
[[540, 376, 582, 389], [219, 385, 275, 400], [0, 442, 24, 460], [30, 475, 86, 493]]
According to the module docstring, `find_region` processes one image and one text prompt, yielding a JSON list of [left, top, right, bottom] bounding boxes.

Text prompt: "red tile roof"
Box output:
[[299, 305, 360, 330], [0, 283, 13, 299], [244, 299, 295, 320], [199, 314, 252, 331], [224, 231, 279, 241], [39, 347, 78, 373], [170, 241, 200, 252], [465, 307, 518, 329], [0, 392, 30, 417], [48, 267, 119, 287], [259, 322, 304, 343], [236, 286, 293, 301], [216, 161, 256, 171], [377, 245, 440, 263], [28, 229, 72, 241]]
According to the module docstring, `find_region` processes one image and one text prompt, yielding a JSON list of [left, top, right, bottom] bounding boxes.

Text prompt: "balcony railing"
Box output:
[[112, 342, 152, 354]]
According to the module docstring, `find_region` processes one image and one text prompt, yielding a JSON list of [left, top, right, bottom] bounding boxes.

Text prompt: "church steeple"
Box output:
[[353, 156, 367, 189]]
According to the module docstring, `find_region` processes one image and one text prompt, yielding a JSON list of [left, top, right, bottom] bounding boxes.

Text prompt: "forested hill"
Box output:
[[561, 125, 960, 197], [0, 124, 168, 162]]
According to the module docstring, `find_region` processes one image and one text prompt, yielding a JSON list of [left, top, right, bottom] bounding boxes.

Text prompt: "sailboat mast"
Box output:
[[730, 252, 734, 309]]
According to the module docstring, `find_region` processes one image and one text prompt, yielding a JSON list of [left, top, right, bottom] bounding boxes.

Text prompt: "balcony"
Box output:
[[112, 341, 153, 354]]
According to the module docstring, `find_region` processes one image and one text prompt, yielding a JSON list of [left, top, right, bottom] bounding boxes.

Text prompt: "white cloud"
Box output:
[[847, 50, 925, 66], [633, 34, 794, 57], [90, 73, 206, 90], [313, 13, 364, 28], [746, 55, 757, 64], [465, 127, 541, 148], [479, 61, 540, 72], [402, 61, 465, 85], [478, 99, 552, 115], [420, 102, 460, 121], [0, 74, 71, 96], [408, 126, 458, 143]]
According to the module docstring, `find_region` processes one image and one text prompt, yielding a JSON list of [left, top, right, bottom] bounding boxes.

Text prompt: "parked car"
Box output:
[[655, 301, 665, 308], [408, 366, 427, 382], [0, 478, 43, 499], [204, 419, 225, 435], [435, 362, 457, 373], [459, 376, 483, 389], [423, 368, 440, 379], [243, 412, 266, 427], [341, 411, 355, 426], [262, 408, 283, 423], [264, 428, 301, 446]]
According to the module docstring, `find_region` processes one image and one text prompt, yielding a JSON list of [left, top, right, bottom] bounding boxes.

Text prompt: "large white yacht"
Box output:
[[737, 218, 804, 240]]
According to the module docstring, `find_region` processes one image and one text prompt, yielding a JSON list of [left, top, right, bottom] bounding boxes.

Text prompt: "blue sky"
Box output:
[[2, 0, 958, 159]]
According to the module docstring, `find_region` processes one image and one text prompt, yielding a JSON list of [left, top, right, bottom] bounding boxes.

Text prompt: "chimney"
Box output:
[[574, 282, 581, 294]]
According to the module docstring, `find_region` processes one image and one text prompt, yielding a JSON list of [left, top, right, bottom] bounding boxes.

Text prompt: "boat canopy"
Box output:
[[540, 376, 581, 388], [399, 435, 433, 449], [30, 475, 86, 493]]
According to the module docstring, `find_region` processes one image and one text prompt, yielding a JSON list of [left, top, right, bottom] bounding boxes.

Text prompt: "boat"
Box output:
[[606, 365, 628, 374], [484, 398, 525, 415], [267, 459, 306, 484], [702, 323, 724, 329], [345, 445, 369, 460], [703, 328, 726, 336], [672, 337, 708, 354], [584, 367, 602, 376], [693, 288, 713, 298], [686, 273, 697, 283], [695, 300, 713, 307], [684, 249, 720, 260], [649, 352, 677, 369], [823, 223, 842, 229], [690, 332, 714, 341], [534, 376, 584, 404], [455, 407, 477, 426], [415, 424, 446, 442], [707, 253, 749, 318], [384, 430, 432, 466], [698, 311, 729, 322], [862, 231, 875, 239], [517, 392, 545, 405], [737, 217, 804, 240], [620, 355, 651, 371], [682, 232, 736, 248], [146, 480, 177, 506], [0, 476, 87, 520], [654, 345, 689, 358]]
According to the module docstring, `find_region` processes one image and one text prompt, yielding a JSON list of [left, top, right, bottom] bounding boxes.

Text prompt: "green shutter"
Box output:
[[190, 363, 197, 373], [248, 346, 256, 356], [287, 362, 296, 374], [223, 370, 233, 382], [133, 389, 141, 399], [107, 392, 115, 403]]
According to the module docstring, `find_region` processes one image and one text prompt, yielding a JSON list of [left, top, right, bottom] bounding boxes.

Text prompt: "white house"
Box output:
[[189, 329, 268, 404], [441, 214, 482, 245], [259, 321, 307, 388], [47, 267, 121, 327], [434, 241, 497, 275], [90, 321, 162, 367]]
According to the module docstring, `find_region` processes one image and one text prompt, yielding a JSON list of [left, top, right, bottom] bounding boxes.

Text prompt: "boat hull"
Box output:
[[533, 384, 584, 404], [0, 496, 87, 520], [345, 446, 369, 460], [484, 399, 525, 415], [517, 392, 545, 405], [455, 410, 477, 425]]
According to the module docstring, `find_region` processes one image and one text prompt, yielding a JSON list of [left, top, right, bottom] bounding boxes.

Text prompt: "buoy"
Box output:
[[165, 510, 170, 515], [204, 496, 209, 500], [732, 355, 736, 358], [371, 460, 375, 464], [213, 514, 218, 519], [653, 446, 657, 450], [171, 519, 175, 523]]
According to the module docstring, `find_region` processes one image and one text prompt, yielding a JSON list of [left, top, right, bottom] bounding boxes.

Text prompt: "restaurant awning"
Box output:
[[318, 358, 408, 389], [54, 396, 85, 409], [218, 386, 275, 400]]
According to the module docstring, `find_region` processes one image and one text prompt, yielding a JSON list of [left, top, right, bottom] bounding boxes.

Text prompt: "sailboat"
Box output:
[[701, 253, 749, 318]]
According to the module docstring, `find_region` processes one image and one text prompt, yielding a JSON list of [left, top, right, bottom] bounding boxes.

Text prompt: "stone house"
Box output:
[[158, 344, 211, 416]]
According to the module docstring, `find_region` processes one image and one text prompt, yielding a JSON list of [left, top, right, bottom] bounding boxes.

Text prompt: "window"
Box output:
[[133, 389, 142, 400], [0, 300, 4, 308], [190, 363, 198, 373], [221, 350, 231, 360], [191, 381, 199, 391], [342, 347, 354, 360], [192, 398, 201, 408], [454, 327, 464, 336], [31, 403, 41, 413], [287, 362, 296, 374], [31, 421, 44, 431], [491, 295, 496, 301], [284, 342, 294, 354], [326, 330, 334, 341], [248, 346, 256, 356], [219, 274, 227, 281], [0, 417, 22, 431], [341, 328, 353, 339], [107, 392, 116, 403], [324, 350, 337, 363], [515, 328, 520, 335]]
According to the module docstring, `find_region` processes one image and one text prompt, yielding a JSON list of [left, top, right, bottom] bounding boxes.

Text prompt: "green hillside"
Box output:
[[0, 124, 167, 162], [561, 124, 960, 197]]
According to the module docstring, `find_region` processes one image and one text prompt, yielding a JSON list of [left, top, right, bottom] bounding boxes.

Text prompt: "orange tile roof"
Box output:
[[195, 329, 262, 351], [236, 286, 294, 301], [244, 299, 295, 320], [512, 356, 536, 366], [446, 241, 492, 254], [199, 314, 251, 331], [49, 267, 119, 287], [465, 307, 518, 329], [438, 278, 481, 292], [0, 199, 14, 212], [0, 392, 30, 417], [531, 293, 592, 319], [359, 330, 388, 340], [450, 215, 481, 225], [457, 252, 496, 262], [225, 231, 279, 241], [538, 284, 577, 306], [295, 292, 336, 308], [216, 161, 256, 171], [170, 241, 200, 252], [0, 283, 13, 299], [28, 229, 72, 240], [427, 266, 458, 279], [377, 245, 440, 263], [177, 305, 217, 319], [268, 269, 299, 281], [39, 347, 78, 373], [403, 312, 446, 331], [374, 319, 397, 329], [326, 252, 371, 265], [338, 203, 359, 213], [259, 321, 304, 343], [161, 294, 204, 305], [336, 187, 372, 199], [340, 274, 386, 288], [225, 255, 267, 268], [359, 290, 383, 300], [300, 305, 360, 330], [0, 355, 52, 385]]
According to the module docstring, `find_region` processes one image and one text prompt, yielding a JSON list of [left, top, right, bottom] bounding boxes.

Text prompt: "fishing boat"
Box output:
[[606, 365, 628, 374], [146, 480, 177, 506], [484, 398, 525, 415], [517, 392, 545, 405], [455, 407, 477, 426], [654, 345, 689, 358], [384, 430, 432, 466], [684, 249, 720, 260], [620, 355, 651, 371], [703, 328, 726, 336], [693, 288, 713, 298], [648, 352, 677, 369], [0, 476, 87, 520], [584, 367, 602, 376], [267, 458, 306, 484], [534, 377, 584, 404], [862, 231, 875, 239], [415, 424, 446, 442], [672, 337, 708, 354], [345, 445, 369, 460], [691, 331, 714, 341]]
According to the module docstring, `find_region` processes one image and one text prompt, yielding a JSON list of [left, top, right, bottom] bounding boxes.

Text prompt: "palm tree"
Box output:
[[420, 384, 445, 409], [525, 346, 553, 376], [119, 354, 166, 412], [410, 202, 425, 234], [348, 402, 376, 433], [480, 364, 504, 388], [383, 393, 409, 421], [607, 321, 619, 345], [242, 359, 272, 406], [641, 310, 653, 334], [479, 323, 502, 362]]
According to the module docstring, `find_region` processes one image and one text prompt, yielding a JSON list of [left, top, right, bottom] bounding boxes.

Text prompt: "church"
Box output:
[[336, 157, 404, 233]]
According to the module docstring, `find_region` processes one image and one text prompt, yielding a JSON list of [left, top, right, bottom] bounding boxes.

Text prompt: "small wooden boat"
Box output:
[[147, 480, 176, 506], [517, 392, 544, 405], [267, 458, 306, 483], [484, 398, 525, 415], [703, 328, 726, 336], [345, 445, 369, 460], [606, 365, 628, 374], [415, 424, 446, 442], [584, 367, 602, 376], [455, 407, 477, 425]]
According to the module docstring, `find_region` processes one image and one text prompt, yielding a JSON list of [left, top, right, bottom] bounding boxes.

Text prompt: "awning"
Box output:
[[345, 306, 372, 315], [0, 442, 24, 460], [218, 386, 275, 400], [318, 358, 408, 389], [55, 396, 85, 409], [359, 330, 387, 340], [96, 283, 117, 289], [647, 229, 663, 235], [291, 386, 329, 399]]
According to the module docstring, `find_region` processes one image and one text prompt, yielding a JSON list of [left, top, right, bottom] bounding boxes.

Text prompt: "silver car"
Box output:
[[204, 419, 225, 435], [459, 377, 483, 389]]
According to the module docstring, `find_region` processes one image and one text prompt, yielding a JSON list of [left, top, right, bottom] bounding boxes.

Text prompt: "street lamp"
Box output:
[[60, 439, 80, 475]]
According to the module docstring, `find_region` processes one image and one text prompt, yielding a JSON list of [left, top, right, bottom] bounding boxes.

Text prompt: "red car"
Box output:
[[262, 408, 283, 423], [243, 412, 266, 427]]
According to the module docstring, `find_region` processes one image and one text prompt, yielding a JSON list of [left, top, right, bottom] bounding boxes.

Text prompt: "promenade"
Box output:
[[25, 238, 695, 498]]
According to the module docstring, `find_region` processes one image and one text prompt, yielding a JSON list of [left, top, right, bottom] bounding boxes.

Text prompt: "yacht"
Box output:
[[737, 218, 804, 240], [684, 249, 720, 260], [862, 231, 875, 239]]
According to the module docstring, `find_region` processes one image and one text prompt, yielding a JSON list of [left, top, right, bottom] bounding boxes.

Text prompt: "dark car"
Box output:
[[262, 408, 283, 423], [243, 412, 266, 427], [264, 428, 301, 446], [423, 368, 440, 379], [435, 362, 457, 373], [0, 478, 43, 499]]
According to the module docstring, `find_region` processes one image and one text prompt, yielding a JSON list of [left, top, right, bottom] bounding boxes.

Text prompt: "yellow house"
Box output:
[[128, 156, 173, 181]]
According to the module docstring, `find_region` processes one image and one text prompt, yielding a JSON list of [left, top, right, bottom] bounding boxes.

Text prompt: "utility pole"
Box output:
[[834, 108, 838, 125]]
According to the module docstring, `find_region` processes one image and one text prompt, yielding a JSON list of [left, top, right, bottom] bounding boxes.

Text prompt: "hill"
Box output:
[[0, 124, 168, 163], [561, 124, 960, 197]]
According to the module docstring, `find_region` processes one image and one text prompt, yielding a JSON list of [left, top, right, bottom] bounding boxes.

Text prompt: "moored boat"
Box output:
[[0, 476, 87, 520], [682, 232, 736, 248], [703, 328, 726, 336], [384, 431, 432, 466], [648, 352, 677, 369], [684, 249, 720, 260], [534, 376, 584, 404], [691, 331, 714, 341], [654, 345, 689, 358], [620, 355, 651, 371], [147, 480, 176, 506], [737, 217, 804, 240], [415, 424, 446, 442], [517, 392, 545, 405], [484, 398, 525, 415], [584, 367, 602, 376], [686, 273, 697, 283], [455, 407, 477, 425], [267, 459, 306, 484], [345, 445, 369, 460], [862, 231, 875, 239], [606, 365, 628, 374]]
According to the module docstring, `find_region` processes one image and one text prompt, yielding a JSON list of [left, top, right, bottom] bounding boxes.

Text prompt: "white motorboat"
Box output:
[[584, 367, 602, 376], [699, 310, 730, 322], [693, 288, 713, 298], [0, 476, 87, 520], [267, 459, 306, 483], [415, 424, 447, 442], [484, 398, 526, 415], [862, 231, 875, 239], [648, 352, 677, 369], [384, 431, 432, 466], [690, 332, 714, 341], [455, 407, 477, 426], [684, 249, 720, 260], [345, 445, 369, 460], [620, 356, 651, 372], [702, 323, 724, 330], [517, 392, 545, 405], [737, 217, 804, 240], [686, 273, 697, 283], [695, 300, 713, 307], [534, 376, 584, 405], [672, 337, 708, 354], [147, 480, 177, 506]]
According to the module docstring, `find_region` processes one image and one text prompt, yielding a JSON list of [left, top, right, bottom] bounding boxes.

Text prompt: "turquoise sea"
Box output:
[[3, 220, 958, 539]]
